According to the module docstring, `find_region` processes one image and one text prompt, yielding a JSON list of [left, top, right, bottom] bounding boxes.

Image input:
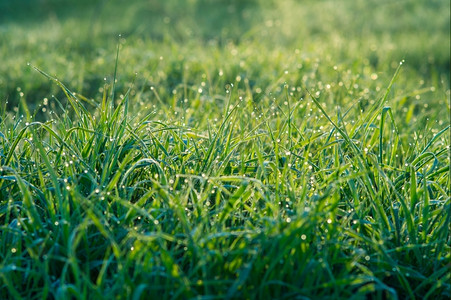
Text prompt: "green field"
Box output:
[[0, 0, 450, 299]]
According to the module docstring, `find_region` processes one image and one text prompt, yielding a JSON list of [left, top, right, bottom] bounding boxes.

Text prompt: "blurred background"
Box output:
[[0, 0, 449, 113]]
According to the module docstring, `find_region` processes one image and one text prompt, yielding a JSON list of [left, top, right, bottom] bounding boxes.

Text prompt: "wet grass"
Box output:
[[0, 0, 450, 299]]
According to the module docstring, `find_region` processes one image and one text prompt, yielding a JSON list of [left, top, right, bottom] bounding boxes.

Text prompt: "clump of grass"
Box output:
[[0, 1, 450, 298], [0, 50, 449, 299]]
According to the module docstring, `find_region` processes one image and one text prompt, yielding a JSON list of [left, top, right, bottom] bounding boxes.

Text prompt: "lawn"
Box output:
[[0, 0, 450, 299]]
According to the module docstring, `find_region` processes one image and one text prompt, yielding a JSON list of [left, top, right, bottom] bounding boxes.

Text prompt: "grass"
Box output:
[[0, 0, 450, 299]]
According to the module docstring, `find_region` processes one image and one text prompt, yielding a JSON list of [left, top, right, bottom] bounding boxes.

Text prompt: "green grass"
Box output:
[[0, 0, 450, 299]]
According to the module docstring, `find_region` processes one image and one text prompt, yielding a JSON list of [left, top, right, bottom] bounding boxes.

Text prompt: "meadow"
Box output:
[[0, 0, 450, 299]]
